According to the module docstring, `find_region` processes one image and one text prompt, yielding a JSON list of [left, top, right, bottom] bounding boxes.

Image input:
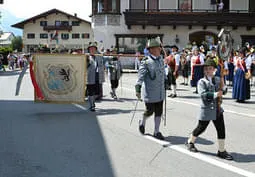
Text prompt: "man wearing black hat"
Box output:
[[186, 58, 233, 160], [107, 48, 123, 99], [135, 38, 167, 140], [86, 42, 105, 111]]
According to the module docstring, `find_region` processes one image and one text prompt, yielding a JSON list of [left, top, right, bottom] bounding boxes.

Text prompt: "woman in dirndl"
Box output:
[[226, 50, 236, 86], [232, 47, 252, 103], [190, 48, 204, 93]]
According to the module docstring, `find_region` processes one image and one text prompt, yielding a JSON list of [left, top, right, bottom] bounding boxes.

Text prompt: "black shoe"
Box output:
[[185, 142, 198, 152], [237, 100, 245, 103], [185, 83, 188, 86], [110, 92, 114, 98], [153, 132, 165, 140], [89, 107, 95, 112], [139, 121, 145, 134], [171, 94, 177, 98], [168, 94, 173, 97], [180, 82, 185, 85], [193, 91, 198, 94], [217, 151, 233, 160]]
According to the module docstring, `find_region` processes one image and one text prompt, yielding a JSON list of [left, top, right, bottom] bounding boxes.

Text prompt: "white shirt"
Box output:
[[186, 55, 191, 62], [218, 2, 224, 10], [199, 53, 205, 64], [173, 52, 180, 66], [245, 55, 252, 70], [224, 60, 229, 70], [251, 54, 255, 62], [233, 56, 239, 66], [191, 55, 198, 68]]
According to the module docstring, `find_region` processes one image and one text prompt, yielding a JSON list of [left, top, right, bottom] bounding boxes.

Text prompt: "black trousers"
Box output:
[[111, 80, 119, 89], [144, 101, 163, 117], [168, 70, 176, 86], [86, 84, 96, 96], [192, 113, 226, 139]]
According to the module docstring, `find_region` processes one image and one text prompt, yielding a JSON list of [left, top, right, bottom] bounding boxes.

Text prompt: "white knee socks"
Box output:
[[154, 116, 161, 134], [188, 134, 197, 144], [218, 139, 226, 152]]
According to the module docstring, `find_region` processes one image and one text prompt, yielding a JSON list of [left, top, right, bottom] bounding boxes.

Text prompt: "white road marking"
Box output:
[[120, 86, 255, 118], [72, 97, 255, 177], [72, 103, 87, 111], [144, 135, 255, 177]]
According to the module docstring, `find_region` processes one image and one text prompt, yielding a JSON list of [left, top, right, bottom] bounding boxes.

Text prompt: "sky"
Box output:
[[1, 0, 92, 22]]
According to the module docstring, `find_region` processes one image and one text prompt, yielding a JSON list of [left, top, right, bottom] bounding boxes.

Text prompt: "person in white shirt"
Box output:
[[218, 0, 224, 11], [166, 45, 180, 98]]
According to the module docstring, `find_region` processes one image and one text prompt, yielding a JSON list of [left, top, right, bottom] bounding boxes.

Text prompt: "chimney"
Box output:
[[74, 13, 77, 17]]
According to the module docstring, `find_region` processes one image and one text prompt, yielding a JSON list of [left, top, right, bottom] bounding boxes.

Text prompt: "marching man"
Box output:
[[135, 38, 167, 140], [166, 45, 180, 98], [107, 48, 123, 99], [186, 58, 233, 160], [86, 42, 105, 111]]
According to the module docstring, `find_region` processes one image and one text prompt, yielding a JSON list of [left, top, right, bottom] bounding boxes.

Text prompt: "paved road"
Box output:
[[0, 70, 255, 177]]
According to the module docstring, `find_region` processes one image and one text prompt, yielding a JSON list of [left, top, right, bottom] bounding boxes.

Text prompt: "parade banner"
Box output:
[[33, 54, 86, 103]]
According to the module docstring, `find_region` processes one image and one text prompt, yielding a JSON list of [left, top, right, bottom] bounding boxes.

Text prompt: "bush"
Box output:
[[0, 47, 13, 64]]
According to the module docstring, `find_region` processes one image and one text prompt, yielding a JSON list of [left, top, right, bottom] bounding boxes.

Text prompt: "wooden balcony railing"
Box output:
[[123, 9, 255, 29], [43, 25, 72, 31]]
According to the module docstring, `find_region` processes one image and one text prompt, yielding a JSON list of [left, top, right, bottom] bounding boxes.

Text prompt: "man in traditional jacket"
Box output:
[[107, 48, 123, 99], [86, 42, 105, 111], [135, 38, 167, 140]]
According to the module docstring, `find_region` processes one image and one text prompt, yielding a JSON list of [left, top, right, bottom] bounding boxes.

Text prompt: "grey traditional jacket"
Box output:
[[136, 55, 166, 103], [107, 57, 122, 80], [197, 76, 224, 121], [87, 55, 105, 85]]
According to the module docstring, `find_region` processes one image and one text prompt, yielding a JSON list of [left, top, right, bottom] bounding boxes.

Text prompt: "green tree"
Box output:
[[11, 36, 23, 52], [137, 38, 147, 53]]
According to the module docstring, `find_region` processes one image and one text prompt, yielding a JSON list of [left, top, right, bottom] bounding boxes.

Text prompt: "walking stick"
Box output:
[[164, 88, 167, 126], [121, 75, 123, 96], [130, 98, 142, 126]]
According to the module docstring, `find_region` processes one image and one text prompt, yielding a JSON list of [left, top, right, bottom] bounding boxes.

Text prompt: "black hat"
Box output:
[[204, 58, 217, 68], [87, 41, 98, 50], [239, 47, 248, 55], [171, 45, 179, 51]]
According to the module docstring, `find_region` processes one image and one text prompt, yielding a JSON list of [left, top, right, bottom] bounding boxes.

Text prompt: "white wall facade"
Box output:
[[159, 0, 177, 10], [92, 0, 254, 51], [0, 33, 15, 46], [193, 0, 212, 10], [230, 0, 249, 11], [23, 13, 93, 52]]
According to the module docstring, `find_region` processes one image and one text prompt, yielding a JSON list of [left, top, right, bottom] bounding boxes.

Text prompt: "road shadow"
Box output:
[[0, 100, 115, 177], [176, 88, 190, 91], [223, 97, 234, 100], [95, 108, 134, 116], [175, 95, 200, 99], [99, 97, 138, 103], [164, 135, 214, 145], [197, 151, 255, 163], [230, 152, 255, 163], [243, 101, 255, 104]]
